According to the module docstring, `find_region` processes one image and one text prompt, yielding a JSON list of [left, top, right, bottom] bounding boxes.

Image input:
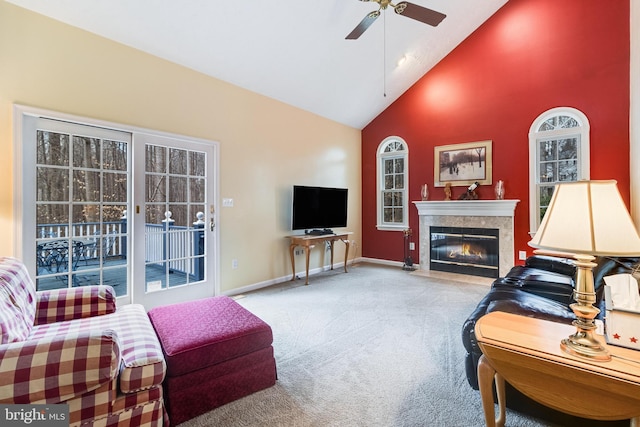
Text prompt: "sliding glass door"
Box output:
[[132, 132, 216, 308], [17, 107, 219, 307], [25, 118, 131, 296]]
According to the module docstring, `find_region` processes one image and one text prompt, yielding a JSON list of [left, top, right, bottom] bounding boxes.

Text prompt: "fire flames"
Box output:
[[449, 243, 485, 259]]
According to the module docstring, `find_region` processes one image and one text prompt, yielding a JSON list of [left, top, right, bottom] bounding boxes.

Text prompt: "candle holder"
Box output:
[[420, 184, 429, 201], [495, 180, 505, 200]]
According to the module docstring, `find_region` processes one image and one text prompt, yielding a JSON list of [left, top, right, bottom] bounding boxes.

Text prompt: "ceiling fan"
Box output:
[[346, 0, 446, 40]]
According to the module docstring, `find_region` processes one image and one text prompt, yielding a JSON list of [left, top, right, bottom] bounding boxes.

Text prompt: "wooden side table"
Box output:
[[288, 232, 352, 285], [475, 311, 640, 427]]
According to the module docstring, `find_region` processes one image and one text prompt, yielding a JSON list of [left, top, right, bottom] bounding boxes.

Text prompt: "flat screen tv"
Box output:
[[292, 185, 348, 234]]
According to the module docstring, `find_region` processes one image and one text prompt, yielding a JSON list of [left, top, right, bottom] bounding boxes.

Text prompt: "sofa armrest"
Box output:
[[34, 285, 116, 325], [593, 257, 640, 290], [525, 255, 576, 276], [495, 264, 575, 305], [461, 287, 576, 388], [0, 329, 120, 404]]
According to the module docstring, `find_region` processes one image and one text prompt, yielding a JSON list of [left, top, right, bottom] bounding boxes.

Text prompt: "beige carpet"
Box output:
[[178, 263, 557, 427]]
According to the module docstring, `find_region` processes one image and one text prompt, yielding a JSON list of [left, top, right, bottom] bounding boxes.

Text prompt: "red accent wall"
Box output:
[[361, 0, 630, 264]]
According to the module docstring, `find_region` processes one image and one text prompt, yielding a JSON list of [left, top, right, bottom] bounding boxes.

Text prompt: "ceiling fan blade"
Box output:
[[346, 10, 381, 39], [394, 1, 446, 27]]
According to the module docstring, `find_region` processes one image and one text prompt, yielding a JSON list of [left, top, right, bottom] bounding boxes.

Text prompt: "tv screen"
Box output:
[[292, 185, 348, 233]]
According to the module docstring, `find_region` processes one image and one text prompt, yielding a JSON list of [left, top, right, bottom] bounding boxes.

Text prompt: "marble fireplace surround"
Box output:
[[413, 200, 520, 278]]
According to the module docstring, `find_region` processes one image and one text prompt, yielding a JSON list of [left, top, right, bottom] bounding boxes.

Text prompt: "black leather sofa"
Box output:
[[461, 255, 639, 426]]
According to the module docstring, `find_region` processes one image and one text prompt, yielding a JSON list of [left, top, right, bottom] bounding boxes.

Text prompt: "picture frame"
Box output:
[[434, 140, 492, 187]]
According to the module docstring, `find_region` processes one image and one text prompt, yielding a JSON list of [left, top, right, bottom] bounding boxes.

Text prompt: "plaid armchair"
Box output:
[[0, 257, 167, 427]]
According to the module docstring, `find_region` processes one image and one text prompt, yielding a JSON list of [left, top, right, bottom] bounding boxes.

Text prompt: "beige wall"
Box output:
[[0, 2, 362, 293]]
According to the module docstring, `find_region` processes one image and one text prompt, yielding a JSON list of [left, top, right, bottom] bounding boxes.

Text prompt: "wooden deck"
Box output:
[[36, 256, 193, 297]]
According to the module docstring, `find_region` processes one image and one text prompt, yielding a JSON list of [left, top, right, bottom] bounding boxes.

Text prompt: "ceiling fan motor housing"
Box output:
[[346, 0, 446, 40]]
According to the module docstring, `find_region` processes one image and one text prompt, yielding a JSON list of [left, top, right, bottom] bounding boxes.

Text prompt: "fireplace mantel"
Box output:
[[413, 200, 519, 217], [413, 199, 520, 278]]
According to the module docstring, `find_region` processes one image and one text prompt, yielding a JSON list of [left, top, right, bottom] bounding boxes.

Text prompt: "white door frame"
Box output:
[[132, 131, 219, 309], [13, 104, 220, 306]]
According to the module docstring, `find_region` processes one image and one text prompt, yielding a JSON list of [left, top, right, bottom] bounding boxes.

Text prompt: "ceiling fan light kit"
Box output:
[[346, 0, 446, 40]]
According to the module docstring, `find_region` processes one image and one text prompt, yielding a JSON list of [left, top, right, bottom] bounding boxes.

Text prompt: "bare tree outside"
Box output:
[[31, 118, 211, 298], [144, 145, 206, 227], [36, 132, 128, 231], [37, 137, 206, 229]]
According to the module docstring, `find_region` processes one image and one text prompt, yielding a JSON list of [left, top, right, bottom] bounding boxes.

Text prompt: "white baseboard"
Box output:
[[359, 257, 420, 269], [223, 257, 420, 297]]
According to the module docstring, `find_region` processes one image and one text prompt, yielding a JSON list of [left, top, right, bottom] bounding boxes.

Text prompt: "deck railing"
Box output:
[[36, 212, 205, 279], [38, 221, 124, 260], [145, 224, 201, 275]]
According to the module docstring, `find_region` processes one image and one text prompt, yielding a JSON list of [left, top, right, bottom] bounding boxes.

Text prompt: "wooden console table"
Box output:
[[475, 311, 640, 427], [288, 232, 352, 285]]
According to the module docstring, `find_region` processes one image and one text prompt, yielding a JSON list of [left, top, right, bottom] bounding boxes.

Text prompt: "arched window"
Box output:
[[377, 137, 408, 230], [528, 107, 590, 233]]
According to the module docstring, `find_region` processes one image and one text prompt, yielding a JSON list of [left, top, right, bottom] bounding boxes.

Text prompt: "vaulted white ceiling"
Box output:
[[7, 0, 507, 129]]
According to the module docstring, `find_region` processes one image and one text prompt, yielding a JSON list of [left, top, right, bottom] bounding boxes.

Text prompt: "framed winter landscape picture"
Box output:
[[434, 140, 492, 187]]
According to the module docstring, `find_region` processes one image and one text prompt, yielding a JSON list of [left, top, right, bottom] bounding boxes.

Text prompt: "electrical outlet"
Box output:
[[232, 259, 238, 269], [409, 242, 415, 251], [518, 251, 527, 261]]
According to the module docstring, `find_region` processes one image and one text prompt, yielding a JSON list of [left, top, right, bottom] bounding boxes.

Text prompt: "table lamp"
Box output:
[[529, 180, 640, 361]]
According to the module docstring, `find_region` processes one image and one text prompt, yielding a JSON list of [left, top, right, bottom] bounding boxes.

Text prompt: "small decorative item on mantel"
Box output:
[[458, 181, 479, 200], [495, 180, 505, 200], [420, 184, 429, 201], [444, 183, 452, 200]]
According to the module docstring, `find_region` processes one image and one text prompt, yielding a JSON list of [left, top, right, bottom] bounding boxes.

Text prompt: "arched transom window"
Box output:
[[528, 107, 590, 233], [377, 137, 408, 230]]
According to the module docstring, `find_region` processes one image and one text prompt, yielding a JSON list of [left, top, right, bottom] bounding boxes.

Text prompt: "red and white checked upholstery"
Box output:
[[34, 284, 117, 325], [0, 257, 37, 343], [0, 257, 167, 427]]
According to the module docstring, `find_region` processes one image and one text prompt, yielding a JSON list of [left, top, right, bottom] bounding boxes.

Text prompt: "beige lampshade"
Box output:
[[529, 180, 640, 256]]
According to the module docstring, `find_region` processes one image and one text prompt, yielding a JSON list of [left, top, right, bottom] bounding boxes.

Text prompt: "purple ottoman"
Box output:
[[148, 296, 277, 425]]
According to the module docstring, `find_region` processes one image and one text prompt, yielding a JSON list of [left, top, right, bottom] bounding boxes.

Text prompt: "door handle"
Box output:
[[209, 205, 216, 231]]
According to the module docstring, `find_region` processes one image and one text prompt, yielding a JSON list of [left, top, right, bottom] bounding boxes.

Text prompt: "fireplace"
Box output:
[[414, 199, 519, 278], [429, 226, 500, 278]]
